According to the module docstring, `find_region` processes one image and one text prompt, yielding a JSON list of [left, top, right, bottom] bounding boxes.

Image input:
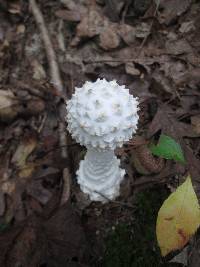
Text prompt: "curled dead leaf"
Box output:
[[130, 137, 165, 175]]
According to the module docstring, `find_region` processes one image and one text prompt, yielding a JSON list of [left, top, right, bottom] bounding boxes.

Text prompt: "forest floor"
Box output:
[[0, 0, 200, 266]]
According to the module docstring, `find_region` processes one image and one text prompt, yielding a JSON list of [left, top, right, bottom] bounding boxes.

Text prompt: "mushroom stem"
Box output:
[[77, 148, 125, 202]]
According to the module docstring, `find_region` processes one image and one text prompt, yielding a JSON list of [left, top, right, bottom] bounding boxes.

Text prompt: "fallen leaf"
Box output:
[[103, 0, 124, 22], [179, 21, 195, 33], [118, 24, 136, 46], [4, 216, 45, 267], [73, 8, 105, 44], [152, 69, 175, 95], [0, 90, 19, 121], [165, 39, 192, 55], [130, 137, 165, 175], [99, 26, 120, 50], [150, 134, 185, 164], [191, 115, 200, 135], [135, 22, 150, 39], [1, 180, 16, 195], [125, 63, 140, 76], [158, 0, 192, 25], [16, 24, 25, 34], [8, 1, 21, 14], [156, 175, 200, 256], [147, 105, 200, 140], [31, 59, 46, 80], [18, 163, 35, 178], [27, 180, 53, 205], [11, 132, 37, 168]]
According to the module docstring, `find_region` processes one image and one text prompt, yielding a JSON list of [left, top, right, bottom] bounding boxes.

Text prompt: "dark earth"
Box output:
[[0, 0, 200, 266]]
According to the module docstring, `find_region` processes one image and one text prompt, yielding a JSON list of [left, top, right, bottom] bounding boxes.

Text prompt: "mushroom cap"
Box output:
[[66, 78, 139, 149]]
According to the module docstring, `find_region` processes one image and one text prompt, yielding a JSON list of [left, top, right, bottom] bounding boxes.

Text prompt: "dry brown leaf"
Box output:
[[27, 180, 53, 205], [31, 59, 46, 80], [125, 63, 140, 76], [1, 180, 16, 195], [135, 22, 150, 39], [166, 39, 193, 55], [118, 24, 136, 46], [158, 0, 192, 25], [99, 26, 120, 50], [147, 105, 200, 140], [16, 24, 25, 34], [191, 115, 200, 135], [130, 143, 165, 175], [11, 132, 37, 168], [179, 21, 195, 33], [0, 90, 19, 121], [0, 203, 89, 266], [73, 8, 106, 44], [8, 1, 21, 14], [152, 69, 175, 95]]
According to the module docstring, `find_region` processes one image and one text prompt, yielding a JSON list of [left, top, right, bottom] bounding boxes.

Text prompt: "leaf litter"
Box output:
[[0, 0, 200, 266]]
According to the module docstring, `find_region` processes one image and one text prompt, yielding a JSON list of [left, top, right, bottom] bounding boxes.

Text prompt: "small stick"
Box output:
[[29, 0, 68, 159], [136, 0, 160, 58], [29, 0, 63, 92]]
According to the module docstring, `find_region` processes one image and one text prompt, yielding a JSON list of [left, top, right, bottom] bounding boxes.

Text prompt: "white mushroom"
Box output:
[[66, 78, 139, 202]]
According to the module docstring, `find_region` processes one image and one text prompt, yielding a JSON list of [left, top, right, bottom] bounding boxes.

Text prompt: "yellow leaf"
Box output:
[[156, 175, 200, 256]]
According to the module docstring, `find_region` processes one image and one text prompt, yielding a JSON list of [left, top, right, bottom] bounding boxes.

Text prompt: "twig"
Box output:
[[136, 0, 160, 58], [61, 168, 71, 205], [29, 0, 68, 159], [37, 112, 47, 133], [29, 0, 63, 92]]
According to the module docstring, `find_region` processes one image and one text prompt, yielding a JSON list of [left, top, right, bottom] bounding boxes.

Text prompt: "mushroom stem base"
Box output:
[[77, 148, 125, 202]]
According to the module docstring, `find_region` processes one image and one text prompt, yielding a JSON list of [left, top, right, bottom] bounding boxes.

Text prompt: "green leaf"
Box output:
[[149, 134, 186, 164]]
